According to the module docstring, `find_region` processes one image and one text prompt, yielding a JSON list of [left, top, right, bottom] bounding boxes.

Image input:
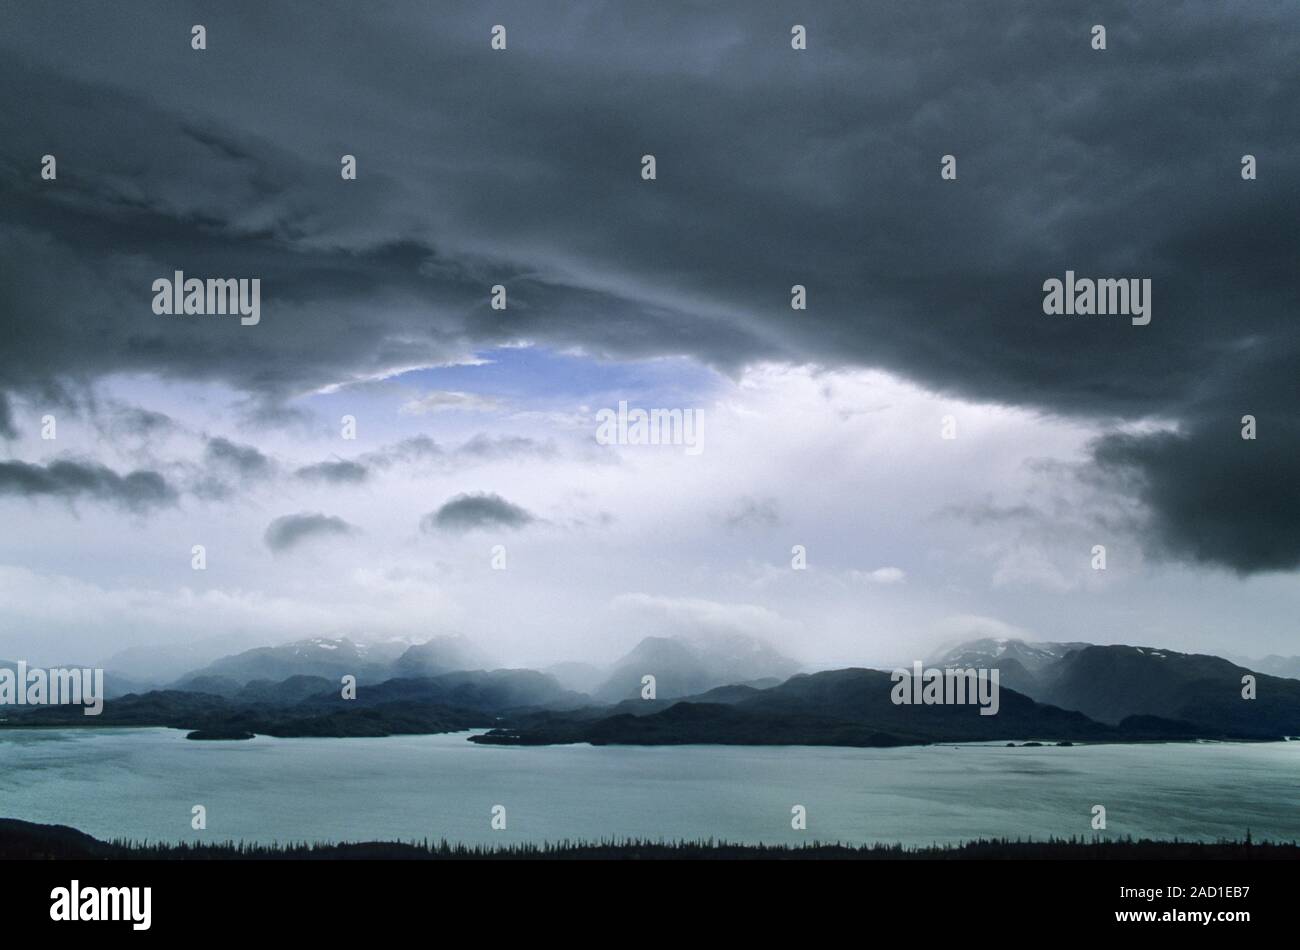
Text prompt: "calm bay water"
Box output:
[[1, 728, 1297, 847]]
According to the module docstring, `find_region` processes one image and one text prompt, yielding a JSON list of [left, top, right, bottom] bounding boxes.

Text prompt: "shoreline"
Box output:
[[1, 722, 1297, 750]]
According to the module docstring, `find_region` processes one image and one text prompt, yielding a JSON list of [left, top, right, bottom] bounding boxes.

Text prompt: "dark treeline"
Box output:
[[2, 819, 1296, 860]]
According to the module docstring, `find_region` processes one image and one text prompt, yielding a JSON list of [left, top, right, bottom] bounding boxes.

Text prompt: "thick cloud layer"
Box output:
[[0, 1, 1295, 571]]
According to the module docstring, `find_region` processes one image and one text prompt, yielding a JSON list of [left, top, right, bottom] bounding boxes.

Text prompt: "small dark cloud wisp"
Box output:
[[0, 459, 176, 511], [264, 511, 359, 553], [421, 492, 536, 533]]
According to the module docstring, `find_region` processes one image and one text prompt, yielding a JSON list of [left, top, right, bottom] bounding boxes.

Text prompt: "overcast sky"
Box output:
[[0, 1, 1296, 670]]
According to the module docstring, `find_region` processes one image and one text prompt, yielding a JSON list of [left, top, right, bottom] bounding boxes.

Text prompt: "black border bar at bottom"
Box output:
[[0, 857, 1289, 937]]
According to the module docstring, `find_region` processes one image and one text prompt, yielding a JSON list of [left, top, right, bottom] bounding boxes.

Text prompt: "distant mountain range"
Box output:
[[1040, 645, 1300, 736], [591, 634, 800, 701], [0, 659, 156, 701], [176, 636, 437, 691], [927, 637, 1089, 697], [927, 638, 1300, 737], [4, 634, 1299, 747], [3, 666, 584, 739], [172, 631, 801, 700]]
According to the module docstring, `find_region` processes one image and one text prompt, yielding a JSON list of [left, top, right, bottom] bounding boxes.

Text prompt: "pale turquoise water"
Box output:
[[1, 728, 1297, 847]]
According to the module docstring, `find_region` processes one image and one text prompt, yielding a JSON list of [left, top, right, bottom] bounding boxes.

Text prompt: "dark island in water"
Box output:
[[186, 728, 256, 741]]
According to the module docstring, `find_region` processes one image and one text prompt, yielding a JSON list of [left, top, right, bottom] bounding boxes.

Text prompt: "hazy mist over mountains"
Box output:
[[38, 628, 1300, 710], [95, 631, 805, 699], [12, 629, 1300, 751], [84, 628, 1300, 693]]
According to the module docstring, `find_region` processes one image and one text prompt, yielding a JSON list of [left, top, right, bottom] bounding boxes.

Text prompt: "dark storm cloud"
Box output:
[[1093, 415, 1300, 574], [0, 1, 1296, 570], [421, 493, 535, 533], [0, 459, 176, 510], [264, 511, 358, 552], [0, 394, 16, 439]]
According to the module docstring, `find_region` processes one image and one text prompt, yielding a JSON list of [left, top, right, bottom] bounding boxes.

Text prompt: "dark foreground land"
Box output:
[[2, 818, 1296, 861]]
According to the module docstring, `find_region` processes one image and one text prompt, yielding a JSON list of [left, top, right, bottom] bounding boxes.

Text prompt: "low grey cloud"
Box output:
[[264, 511, 359, 553], [205, 437, 275, 479], [455, 434, 556, 462], [721, 496, 780, 531], [360, 435, 444, 470], [277, 434, 550, 492], [420, 493, 536, 533], [0, 458, 176, 511], [941, 502, 1042, 527], [359, 433, 557, 473], [295, 459, 369, 485], [107, 406, 177, 440]]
